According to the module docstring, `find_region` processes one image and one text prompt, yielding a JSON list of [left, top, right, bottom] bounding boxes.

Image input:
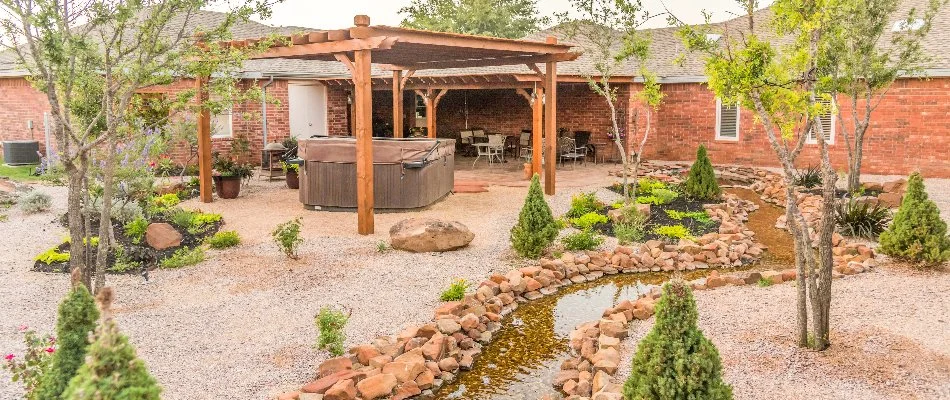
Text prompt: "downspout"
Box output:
[[261, 76, 276, 145]]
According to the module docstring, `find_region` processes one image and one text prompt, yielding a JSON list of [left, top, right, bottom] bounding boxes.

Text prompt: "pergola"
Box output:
[[196, 15, 579, 234]]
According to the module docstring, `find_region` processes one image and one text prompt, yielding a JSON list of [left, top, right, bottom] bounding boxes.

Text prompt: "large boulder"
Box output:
[[145, 222, 182, 250], [389, 218, 474, 252]]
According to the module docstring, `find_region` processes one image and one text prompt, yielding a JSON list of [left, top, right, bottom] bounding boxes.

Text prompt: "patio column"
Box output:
[[418, 88, 448, 139], [350, 18, 375, 234], [196, 76, 213, 203], [532, 87, 543, 177], [543, 37, 558, 195], [392, 70, 403, 138]]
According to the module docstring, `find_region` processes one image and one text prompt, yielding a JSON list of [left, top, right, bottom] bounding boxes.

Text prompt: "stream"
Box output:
[[434, 188, 794, 400]]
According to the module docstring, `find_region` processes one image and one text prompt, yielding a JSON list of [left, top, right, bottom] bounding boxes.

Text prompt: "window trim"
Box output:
[[211, 108, 233, 138], [807, 98, 836, 145], [715, 98, 740, 141]]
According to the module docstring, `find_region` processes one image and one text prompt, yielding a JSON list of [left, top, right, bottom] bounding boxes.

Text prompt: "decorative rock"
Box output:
[[356, 373, 397, 400], [318, 357, 353, 378], [436, 318, 461, 334], [438, 357, 459, 372], [323, 379, 357, 400], [389, 218, 475, 252], [145, 222, 182, 250], [877, 192, 903, 208], [382, 361, 426, 384], [351, 345, 380, 365], [391, 382, 421, 400]]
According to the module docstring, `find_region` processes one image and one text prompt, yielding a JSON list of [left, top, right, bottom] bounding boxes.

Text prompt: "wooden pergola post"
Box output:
[[196, 76, 213, 203], [531, 87, 543, 177], [392, 70, 403, 138], [417, 88, 448, 139], [543, 37, 558, 195]]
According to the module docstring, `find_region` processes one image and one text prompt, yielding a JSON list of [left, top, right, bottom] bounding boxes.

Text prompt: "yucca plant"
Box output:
[[834, 199, 891, 239], [794, 166, 822, 188]]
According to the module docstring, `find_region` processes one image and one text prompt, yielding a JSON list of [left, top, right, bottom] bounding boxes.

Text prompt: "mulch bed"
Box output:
[[594, 186, 722, 243]]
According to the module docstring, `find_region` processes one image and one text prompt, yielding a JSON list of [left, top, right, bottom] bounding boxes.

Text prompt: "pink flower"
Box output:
[[4, 354, 14, 361], [44, 347, 54, 353], [17, 325, 27, 332]]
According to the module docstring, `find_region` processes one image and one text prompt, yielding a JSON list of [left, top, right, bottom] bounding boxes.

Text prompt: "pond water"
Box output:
[[434, 188, 793, 400]]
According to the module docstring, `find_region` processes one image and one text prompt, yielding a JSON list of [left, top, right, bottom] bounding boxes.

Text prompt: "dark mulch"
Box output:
[[588, 191, 722, 243]]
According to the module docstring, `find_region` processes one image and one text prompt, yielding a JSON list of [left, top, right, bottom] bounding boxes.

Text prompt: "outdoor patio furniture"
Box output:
[[473, 129, 487, 141], [573, 131, 595, 163], [559, 137, 588, 167], [459, 130, 475, 156], [261, 142, 288, 181], [473, 134, 505, 166]]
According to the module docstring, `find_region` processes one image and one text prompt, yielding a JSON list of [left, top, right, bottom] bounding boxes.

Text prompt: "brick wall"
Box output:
[[645, 78, 950, 177], [327, 86, 350, 135], [0, 78, 52, 158]]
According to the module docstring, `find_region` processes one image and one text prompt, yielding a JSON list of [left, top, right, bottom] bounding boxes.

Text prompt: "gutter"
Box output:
[[261, 76, 275, 145]]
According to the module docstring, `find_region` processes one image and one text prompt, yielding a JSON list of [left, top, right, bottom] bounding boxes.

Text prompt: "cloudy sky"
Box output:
[[223, 0, 774, 30]]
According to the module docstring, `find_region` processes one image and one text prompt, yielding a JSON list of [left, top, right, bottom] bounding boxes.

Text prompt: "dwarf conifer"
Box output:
[[510, 174, 559, 258], [683, 145, 721, 200], [879, 172, 950, 265]]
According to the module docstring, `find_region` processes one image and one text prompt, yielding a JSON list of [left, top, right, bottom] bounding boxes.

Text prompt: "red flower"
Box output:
[[44, 347, 54, 353], [4, 354, 14, 361]]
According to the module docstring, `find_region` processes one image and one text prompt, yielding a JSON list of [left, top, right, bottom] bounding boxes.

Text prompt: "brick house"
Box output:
[[1, 2, 947, 177]]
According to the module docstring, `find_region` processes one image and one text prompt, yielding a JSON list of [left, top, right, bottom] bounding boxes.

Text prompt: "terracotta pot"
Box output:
[[523, 163, 532, 180], [286, 170, 300, 189], [213, 176, 242, 199]]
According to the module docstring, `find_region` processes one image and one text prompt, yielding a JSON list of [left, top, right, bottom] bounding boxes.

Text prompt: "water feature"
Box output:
[[434, 188, 793, 400]]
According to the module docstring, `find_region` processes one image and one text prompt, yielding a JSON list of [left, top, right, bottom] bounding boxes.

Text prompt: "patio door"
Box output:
[[288, 81, 328, 138]]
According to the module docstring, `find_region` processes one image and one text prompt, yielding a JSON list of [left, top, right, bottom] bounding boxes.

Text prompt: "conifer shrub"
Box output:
[[510, 174, 559, 258], [878, 172, 950, 265], [623, 280, 732, 400], [33, 283, 100, 400], [62, 288, 161, 400], [683, 145, 721, 200]]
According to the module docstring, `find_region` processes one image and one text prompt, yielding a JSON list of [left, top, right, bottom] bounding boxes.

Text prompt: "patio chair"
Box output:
[[488, 134, 506, 162], [473, 134, 505, 167], [459, 130, 475, 156], [573, 131, 595, 163], [473, 129, 487, 142], [559, 137, 588, 167]]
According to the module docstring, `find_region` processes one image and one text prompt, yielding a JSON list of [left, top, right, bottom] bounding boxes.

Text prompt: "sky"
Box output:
[[224, 0, 775, 30]]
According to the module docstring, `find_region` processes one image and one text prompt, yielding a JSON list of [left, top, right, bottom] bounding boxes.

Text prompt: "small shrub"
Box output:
[[109, 202, 144, 223], [834, 200, 891, 239], [110, 248, 141, 273], [188, 212, 222, 235], [159, 247, 205, 269], [206, 230, 240, 249], [652, 188, 678, 204], [150, 193, 180, 209], [18, 190, 52, 214], [2, 327, 56, 397], [757, 278, 773, 287], [124, 217, 149, 244], [623, 280, 733, 399], [794, 166, 822, 188], [653, 224, 693, 241], [33, 285, 99, 400], [35, 247, 70, 264], [637, 178, 667, 196], [562, 230, 604, 251], [614, 222, 645, 245], [565, 191, 602, 218], [375, 240, 389, 253], [315, 307, 348, 357], [683, 144, 721, 200], [571, 212, 608, 230], [440, 279, 471, 301], [273, 218, 303, 259], [166, 208, 197, 231], [879, 172, 950, 265], [511, 175, 559, 258]]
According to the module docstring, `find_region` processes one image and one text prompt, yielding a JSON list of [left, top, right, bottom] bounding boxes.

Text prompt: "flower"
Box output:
[[17, 325, 27, 332], [44, 347, 54, 353], [4, 354, 14, 361]]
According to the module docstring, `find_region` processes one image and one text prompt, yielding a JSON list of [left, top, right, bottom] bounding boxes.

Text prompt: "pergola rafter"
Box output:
[[198, 15, 578, 234]]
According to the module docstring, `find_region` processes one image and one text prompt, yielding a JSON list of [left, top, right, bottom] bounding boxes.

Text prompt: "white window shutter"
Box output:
[[716, 99, 739, 140]]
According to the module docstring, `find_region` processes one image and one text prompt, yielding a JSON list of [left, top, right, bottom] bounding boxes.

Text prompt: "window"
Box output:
[[715, 98, 739, 140], [211, 108, 232, 138], [807, 98, 835, 144]]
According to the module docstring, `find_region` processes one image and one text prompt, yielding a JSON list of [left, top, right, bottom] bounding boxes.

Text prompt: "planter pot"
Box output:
[[213, 176, 242, 199], [286, 170, 300, 189], [523, 163, 532, 180]]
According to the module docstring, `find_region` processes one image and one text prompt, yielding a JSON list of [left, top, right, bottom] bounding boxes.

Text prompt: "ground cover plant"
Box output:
[[159, 247, 206, 269], [206, 230, 241, 249], [18, 190, 52, 213], [599, 178, 721, 242], [562, 229, 604, 251]]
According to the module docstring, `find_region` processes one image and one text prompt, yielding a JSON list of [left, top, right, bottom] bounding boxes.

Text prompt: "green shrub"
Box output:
[[315, 307, 348, 357], [614, 222, 644, 245], [653, 224, 693, 240], [440, 279, 471, 301], [206, 230, 240, 249], [35, 247, 70, 264], [562, 230, 604, 251], [834, 200, 891, 239], [510, 175, 559, 258], [638, 178, 667, 196], [794, 166, 822, 188], [150, 193, 180, 209], [166, 208, 196, 231], [565, 191, 602, 218], [375, 240, 389, 253], [19, 190, 52, 214], [571, 212, 608, 230], [623, 280, 732, 400], [110, 248, 141, 273], [188, 212, 222, 235], [666, 210, 714, 226], [683, 145, 721, 200], [757, 278, 773, 287], [273, 218, 304, 259], [637, 188, 678, 206], [124, 217, 149, 244], [159, 247, 205, 269], [33, 285, 100, 400], [879, 172, 950, 265], [61, 317, 162, 399]]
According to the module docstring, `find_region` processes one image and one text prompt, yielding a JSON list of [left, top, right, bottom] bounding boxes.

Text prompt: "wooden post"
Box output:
[[425, 89, 436, 138], [392, 70, 403, 138], [352, 20, 374, 234], [531, 87, 543, 177], [543, 37, 558, 195], [196, 77, 213, 203]]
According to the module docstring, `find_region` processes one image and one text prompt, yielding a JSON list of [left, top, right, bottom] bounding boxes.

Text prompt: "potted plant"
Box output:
[[282, 161, 300, 189], [211, 152, 253, 199]]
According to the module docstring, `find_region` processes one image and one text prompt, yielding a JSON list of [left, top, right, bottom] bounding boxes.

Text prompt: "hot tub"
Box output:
[[297, 137, 455, 209]]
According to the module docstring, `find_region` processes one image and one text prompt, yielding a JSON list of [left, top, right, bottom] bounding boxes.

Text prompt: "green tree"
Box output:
[[879, 172, 950, 265], [62, 288, 161, 400], [510, 174, 558, 258], [683, 144, 721, 200], [826, 0, 944, 192], [623, 280, 732, 400], [557, 0, 663, 204], [399, 0, 549, 39], [32, 283, 100, 400]]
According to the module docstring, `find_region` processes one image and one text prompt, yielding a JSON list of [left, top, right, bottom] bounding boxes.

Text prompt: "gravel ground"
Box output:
[[0, 166, 619, 400], [616, 266, 950, 400]]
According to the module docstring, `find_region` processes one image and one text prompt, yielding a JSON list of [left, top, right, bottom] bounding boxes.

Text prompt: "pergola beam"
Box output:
[[386, 52, 578, 71], [249, 36, 395, 59]]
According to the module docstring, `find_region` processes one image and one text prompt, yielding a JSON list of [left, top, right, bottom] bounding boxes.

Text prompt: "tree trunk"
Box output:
[[94, 136, 118, 293], [66, 167, 90, 289], [847, 136, 864, 193]]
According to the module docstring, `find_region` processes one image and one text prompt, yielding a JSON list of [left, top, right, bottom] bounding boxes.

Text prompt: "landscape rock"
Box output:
[[389, 218, 475, 252], [145, 222, 182, 250]]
